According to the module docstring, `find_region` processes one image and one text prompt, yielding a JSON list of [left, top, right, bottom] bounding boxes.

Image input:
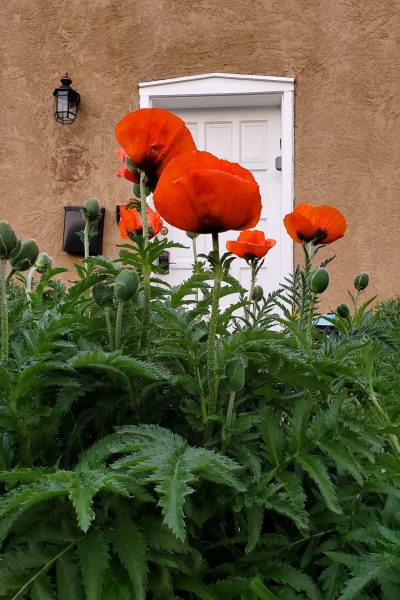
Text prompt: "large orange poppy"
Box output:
[[226, 230, 276, 259], [115, 108, 196, 190], [115, 148, 139, 184], [119, 204, 163, 240], [153, 151, 262, 234], [283, 203, 346, 245]]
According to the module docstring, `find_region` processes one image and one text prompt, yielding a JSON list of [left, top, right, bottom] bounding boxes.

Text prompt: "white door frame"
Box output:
[[139, 73, 295, 281]]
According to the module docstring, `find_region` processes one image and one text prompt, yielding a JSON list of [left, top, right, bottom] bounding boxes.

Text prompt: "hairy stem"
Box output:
[[83, 220, 90, 259], [104, 306, 114, 350], [207, 233, 221, 431], [225, 390, 236, 431], [140, 266, 151, 350], [26, 266, 36, 297], [0, 258, 9, 360], [139, 169, 149, 246], [115, 300, 124, 350]]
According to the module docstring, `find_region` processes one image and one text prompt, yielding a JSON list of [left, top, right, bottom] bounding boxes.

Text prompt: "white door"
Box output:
[[155, 106, 283, 298]]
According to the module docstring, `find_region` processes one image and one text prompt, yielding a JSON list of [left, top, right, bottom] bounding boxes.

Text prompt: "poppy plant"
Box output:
[[283, 203, 346, 245], [226, 230, 276, 260], [153, 151, 262, 234], [115, 108, 196, 190], [114, 148, 139, 184], [119, 204, 163, 240]]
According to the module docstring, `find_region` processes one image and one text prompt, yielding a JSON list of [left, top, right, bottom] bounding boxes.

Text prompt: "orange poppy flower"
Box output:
[[119, 204, 163, 240], [283, 203, 346, 245], [226, 230, 276, 259], [115, 108, 196, 189], [115, 148, 139, 184], [153, 151, 262, 234]]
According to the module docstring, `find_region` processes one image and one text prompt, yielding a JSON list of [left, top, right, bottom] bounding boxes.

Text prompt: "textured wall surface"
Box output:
[[1, 0, 399, 308]]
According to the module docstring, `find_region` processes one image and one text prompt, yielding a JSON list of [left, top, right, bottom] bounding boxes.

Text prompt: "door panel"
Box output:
[[154, 106, 282, 297]]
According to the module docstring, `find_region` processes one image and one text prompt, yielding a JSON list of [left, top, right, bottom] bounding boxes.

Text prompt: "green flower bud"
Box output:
[[0, 221, 19, 259], [125, 156, 140, 174], [186, 232, 199, 240], [308, 267, 330, 294], [35, 253, 53, 274], [225, 358, 246, 392], [354, 272, 369, 291], [114, 269, 139, 302], [252, 285, 264, 302], [92, 282, 114, 307], [82, 199, 101, 223], [337, 303, 350, 319], [10, 239, 39, 272]]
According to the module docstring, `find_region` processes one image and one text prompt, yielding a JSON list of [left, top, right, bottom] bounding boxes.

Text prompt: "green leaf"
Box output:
[[245, 504, 264, 554], [177, 577, 220, 600], [78, 528, 109, 600], [335, 553, 396, 600], [297, 453, 342, 514], [56, 554, 84, 600], [30, 575, 55, 600], [109, 519, 148, 600], [249, 578, 280, 600], [69, 470, 104, 532]]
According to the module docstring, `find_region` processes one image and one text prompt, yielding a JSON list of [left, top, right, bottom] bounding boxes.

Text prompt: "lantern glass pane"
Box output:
[[57, 91, 69, 113]]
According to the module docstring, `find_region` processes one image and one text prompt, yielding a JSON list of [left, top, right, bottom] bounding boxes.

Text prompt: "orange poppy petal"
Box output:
[[154, 151, 261, 234], [292, 203, 346, 244], [226, 238, 276, 259], [283, 211, 316, 243]]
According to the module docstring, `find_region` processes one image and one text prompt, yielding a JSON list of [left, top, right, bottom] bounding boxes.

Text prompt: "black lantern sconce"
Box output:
[[53, 73, 80, 124]]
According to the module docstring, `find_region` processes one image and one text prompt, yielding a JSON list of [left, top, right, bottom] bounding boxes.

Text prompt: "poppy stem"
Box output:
[[104, 306, 114, 351], [115, 300, 124, 350], [26, 266, 36, 296], [139, 170, 149, 247], [249, 261, 256, 304], [0, 258, 9, 360], [207, 233, 221, 433], [140, 265, 151, 350], [83, 221, 90, 260]]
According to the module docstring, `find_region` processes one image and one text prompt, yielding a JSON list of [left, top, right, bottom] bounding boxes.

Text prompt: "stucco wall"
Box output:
[[1, 0, 399, 309]]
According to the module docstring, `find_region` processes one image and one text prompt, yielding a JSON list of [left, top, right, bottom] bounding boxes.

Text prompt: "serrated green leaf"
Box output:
[[109, 519, 148, 600], [297, 453, 342, 514], [78, 529, 109, 600]]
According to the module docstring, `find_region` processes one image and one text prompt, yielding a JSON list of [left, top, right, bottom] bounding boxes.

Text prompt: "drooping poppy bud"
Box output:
[[337, 303, 350, 319], [308, 267, 330, 294], [35, 253, 53, 274], [114, 269, 139, 302], [92, 282, 114, 307], [225, 358, 246, 392], [0, 221, 19, 259], [252, 285, 264, 302], [354, 272, 369, 291], [82, 199, 101, 223], [10, 240, 39, 272]]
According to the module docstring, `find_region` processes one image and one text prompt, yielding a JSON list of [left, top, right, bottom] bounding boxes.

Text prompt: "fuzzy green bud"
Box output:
[[354, 272, 369, 291], [225, 358, 246, 392], [336, 303, 350, 319], [10, 239, 39, 272], [252, 285, 264, 302], [0, 221, 19, 259], [114, 269, 139, 302], [35, 253, 53, 274], [308, 267, 329, 294], [92, 282, 114, 307], [82, 198, 101, 223]]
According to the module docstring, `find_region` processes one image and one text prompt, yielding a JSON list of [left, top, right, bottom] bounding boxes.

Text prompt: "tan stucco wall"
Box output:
[[1, 0, 400, 309]]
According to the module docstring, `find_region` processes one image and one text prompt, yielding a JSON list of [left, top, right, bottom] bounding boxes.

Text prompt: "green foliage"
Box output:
[[1, 227, 400, 599]]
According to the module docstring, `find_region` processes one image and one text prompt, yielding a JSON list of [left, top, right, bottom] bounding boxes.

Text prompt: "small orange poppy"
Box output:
[[283, 203, 346, 245], [153, 151, 262, 234], [115, 148, 139, 184], [115, 108, 196, 189], [119, 204, 163, 240], [226, 230, 276, 259]]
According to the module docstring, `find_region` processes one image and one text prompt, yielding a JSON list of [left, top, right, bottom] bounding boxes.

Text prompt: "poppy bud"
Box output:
[[114, 269, 139, 302], [82, 199, 101, 223], [354, 272, 369, 291], [35, 253, 53, 274], [252, 285, 264, 302], [337, 303, 350, 319], [308, 267, 329, 294], [0, 221, 19, 259], [92, 282, 114, 307], [225, 358, 246, 392], [10, 239, 39, 272]]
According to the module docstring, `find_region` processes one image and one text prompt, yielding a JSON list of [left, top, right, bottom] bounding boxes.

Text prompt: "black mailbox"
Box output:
[[62, 206, 105, 256]]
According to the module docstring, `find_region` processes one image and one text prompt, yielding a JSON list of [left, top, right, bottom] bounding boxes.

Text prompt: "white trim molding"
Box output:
[[139, 73, 295, 278]]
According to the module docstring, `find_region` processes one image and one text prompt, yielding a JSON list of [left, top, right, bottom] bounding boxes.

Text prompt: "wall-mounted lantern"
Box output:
[[53, 73, 80, 124]]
